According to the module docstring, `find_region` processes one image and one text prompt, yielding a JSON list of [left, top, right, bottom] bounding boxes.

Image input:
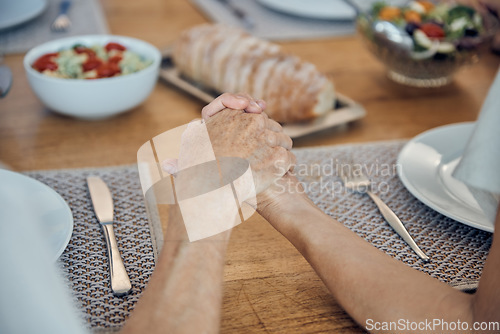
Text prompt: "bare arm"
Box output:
[[258, 175, 500, 333], [121, 204, 229, 334], [122, 93, 293, 333]]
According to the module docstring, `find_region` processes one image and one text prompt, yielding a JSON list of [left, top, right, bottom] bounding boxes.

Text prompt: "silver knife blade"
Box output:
[[87, 176, 114, 223], [86, 176, 132, 296]]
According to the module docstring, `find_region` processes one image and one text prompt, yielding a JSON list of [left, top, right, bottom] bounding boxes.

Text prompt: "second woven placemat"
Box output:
[[293, 141, 492, 288]]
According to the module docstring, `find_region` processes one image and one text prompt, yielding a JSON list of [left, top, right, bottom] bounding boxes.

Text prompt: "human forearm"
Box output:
[[122, 92, 295, 333], [121, 205, 229, 334], [259, 193, 475, 333]]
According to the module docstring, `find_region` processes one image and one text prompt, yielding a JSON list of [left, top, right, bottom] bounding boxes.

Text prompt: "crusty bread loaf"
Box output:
[[172, 24, 336, 123]]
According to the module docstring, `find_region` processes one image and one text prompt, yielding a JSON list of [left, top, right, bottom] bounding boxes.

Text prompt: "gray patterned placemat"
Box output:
[[293, 141, 492, 289], [22, 140, 492, 330], [190, 0, 356, 41], [24, 165, 156, 332], [0, 0, 109, 55]]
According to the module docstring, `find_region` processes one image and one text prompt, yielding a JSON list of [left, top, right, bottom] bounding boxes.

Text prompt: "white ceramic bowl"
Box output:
[[24, 35, 161, 119]]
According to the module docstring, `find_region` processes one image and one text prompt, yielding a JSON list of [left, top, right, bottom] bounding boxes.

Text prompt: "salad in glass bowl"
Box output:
[[357, 1, 496, 87]]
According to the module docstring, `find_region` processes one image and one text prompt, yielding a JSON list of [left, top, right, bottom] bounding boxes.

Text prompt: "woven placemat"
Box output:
[[190, 0, 356, 41], [292, 141, 492, 288], [0, 0, 109, 54], [25, 165, 156, 332], [23, 140, 492, 330]]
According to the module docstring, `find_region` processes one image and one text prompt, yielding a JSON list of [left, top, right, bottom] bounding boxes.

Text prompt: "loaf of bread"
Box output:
[[172, 24, 336, 123]]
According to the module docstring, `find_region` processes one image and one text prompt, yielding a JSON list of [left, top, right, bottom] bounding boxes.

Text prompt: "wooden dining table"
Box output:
[[1, 0, 499, 332]]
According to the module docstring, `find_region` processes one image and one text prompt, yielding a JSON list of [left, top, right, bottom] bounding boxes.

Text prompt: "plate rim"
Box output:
[[255, 0, 356, 20], [0, 169, 74, 261], [397, 122, 494, 232], [0, 0, 48, 31]]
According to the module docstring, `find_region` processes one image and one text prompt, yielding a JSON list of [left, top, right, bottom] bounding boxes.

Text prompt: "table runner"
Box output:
[[0, 0, 109, 55], [23, 140, 492, 331], [190, 0, 356, 41]]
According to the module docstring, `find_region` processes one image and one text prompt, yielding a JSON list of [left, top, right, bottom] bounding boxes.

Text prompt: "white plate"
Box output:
[[397, 122, 493, 232], [0, 0, 48, 31], [256, 0, 356, 20], [0, 169, 73, 261]]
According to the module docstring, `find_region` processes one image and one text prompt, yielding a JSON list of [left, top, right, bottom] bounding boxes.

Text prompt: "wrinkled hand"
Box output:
[[201, 92, 267, 119], [163, 93, 295, 195], [204, 94, 295, 194], [157, 93, 295, 241], [200, 93, 308, 212]]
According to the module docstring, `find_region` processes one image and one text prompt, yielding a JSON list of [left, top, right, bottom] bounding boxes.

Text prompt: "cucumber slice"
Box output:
[[411, 42, 439, 60], [450, 17, 468, 31], [413, 29, 433, 49], [437, 42, 455, 53]]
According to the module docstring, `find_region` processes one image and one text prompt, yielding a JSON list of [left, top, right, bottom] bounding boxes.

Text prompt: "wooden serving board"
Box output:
[[159, 50, 366, 139]]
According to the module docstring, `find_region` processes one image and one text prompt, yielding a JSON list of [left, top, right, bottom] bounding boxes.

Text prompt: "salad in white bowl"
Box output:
[[24, 35, 161, 119], [32, 42, 152, 79]]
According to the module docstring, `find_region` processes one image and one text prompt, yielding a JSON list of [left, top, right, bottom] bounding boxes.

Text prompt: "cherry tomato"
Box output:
[[74, 46, 97, 59], [82, 58, 103, 72], [420, 23, 445, 39], [32, 53, 58, 72], [97, 62, 121, 78], [108, 55, 122, 64], [105, 42, 126, 52]]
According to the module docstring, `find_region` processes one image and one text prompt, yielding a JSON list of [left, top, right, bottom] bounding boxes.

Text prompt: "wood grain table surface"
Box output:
[[1, 0, 499, 333]]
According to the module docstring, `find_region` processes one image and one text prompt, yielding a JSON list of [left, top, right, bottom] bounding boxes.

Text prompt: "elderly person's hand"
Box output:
[[163, 93, 295, 195], [205, 110, 294, 194], [201, 92, 267, 119], [205, 93, 294, 194], [195, 93, 304, 214]]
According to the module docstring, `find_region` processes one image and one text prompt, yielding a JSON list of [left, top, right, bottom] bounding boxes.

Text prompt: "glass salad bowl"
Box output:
[[357, 1, 497, 87]]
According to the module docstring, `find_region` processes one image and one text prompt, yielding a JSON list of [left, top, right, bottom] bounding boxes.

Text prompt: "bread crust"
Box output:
[[172, 24, 336, 123]]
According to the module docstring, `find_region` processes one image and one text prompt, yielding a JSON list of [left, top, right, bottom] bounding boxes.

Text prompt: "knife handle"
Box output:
[[102, 223, 132, 296]]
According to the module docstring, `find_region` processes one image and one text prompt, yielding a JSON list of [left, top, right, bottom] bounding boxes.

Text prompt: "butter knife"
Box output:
[[87, 176, 132, 296]]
